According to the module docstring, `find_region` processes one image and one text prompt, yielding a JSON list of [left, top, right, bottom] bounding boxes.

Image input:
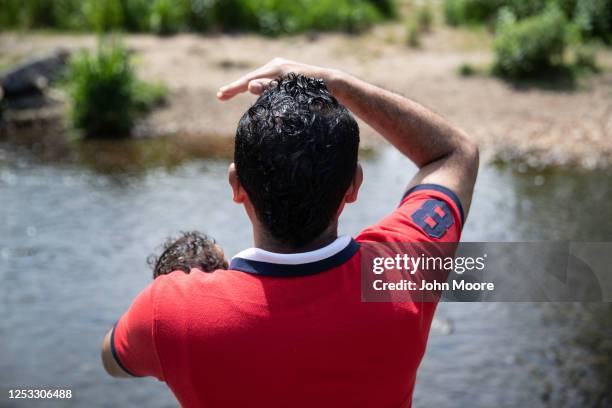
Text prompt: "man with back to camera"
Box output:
[[101, 58, 479, 407]]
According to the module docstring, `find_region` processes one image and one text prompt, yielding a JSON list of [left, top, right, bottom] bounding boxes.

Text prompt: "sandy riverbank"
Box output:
[[1, 26, 611, 169]]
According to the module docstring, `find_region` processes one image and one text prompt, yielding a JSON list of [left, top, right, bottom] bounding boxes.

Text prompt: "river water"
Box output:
[[0, 134, 610, 407]]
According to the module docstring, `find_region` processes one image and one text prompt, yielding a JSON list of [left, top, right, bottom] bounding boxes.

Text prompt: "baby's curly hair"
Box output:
[[148, 231, 228, 279]]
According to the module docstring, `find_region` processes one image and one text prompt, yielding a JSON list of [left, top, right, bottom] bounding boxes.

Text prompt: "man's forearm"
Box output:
[[325, 70, 472, 168]]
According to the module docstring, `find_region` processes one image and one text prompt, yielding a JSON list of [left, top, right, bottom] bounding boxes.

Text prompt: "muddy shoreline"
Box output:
[[1, 30, 611, 169]]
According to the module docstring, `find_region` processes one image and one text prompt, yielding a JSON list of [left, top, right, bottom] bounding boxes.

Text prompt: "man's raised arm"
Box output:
[[218, 58, 479, 217]]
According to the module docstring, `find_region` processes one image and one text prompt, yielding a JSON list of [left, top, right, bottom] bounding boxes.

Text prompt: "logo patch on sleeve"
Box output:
[[411, 199, 454, 238]]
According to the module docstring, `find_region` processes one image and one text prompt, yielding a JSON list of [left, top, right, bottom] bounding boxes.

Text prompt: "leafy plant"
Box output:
[[458, 62, 475, 76], [183, 0, 214, 32], [443, 0, 611, 44], [149, 0, 186, 35], [416, 4, 434, 31], [573, 0, 612, 43], [443, 0, 465, 26], [68, 40, 166, 137], [236, 0, 383, 36], [0, 0, 395, 35], [120, 0, 152, 32], [369, 0, 396, 17], [573, 42, 600, 72], [83, 0, 124, 33], [493, 4, 569, 78], [443, 0, 504, 25], [406, 20, 421, 47]]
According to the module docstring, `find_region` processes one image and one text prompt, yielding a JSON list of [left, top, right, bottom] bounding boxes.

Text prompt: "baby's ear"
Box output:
[[213, 244, 229, 270]]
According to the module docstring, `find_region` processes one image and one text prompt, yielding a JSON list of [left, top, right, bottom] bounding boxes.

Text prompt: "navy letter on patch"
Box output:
[[411, 200, 454, 238]]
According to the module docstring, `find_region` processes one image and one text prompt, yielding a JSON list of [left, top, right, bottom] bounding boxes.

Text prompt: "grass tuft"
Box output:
[[67, 40, 166, 138]]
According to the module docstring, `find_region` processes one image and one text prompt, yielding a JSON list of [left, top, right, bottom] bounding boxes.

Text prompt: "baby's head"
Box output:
[[148, 231, 228, 279]]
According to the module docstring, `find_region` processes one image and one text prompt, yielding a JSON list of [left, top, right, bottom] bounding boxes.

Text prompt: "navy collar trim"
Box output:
[[229, 239, 360, 277]]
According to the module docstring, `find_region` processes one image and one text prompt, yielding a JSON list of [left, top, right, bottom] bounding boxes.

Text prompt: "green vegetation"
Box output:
[[68, 41, 166, 137], [416, 4, 434, 31], [443, 0, 552, 26], [404, 2, 434, 48], [442, 0, 612, 43], [458, 62, 476, 76], [493, 4, 569, 78], [572, 41, 600, 72], [405, 20, 421, 47], [369, 0, 396, 18], [148, 0, 185, 35], [573, 0, 612, 43], [83, 0, 125, 32], [442, 0, 611, 79], [0, 0, 396, 36]]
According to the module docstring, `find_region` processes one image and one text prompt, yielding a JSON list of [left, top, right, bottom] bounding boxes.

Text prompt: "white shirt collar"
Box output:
[[232, 235, 352, 265]]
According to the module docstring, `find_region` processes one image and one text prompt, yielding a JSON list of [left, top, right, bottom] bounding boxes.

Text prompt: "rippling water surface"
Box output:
[[0, 134, 610, 407]]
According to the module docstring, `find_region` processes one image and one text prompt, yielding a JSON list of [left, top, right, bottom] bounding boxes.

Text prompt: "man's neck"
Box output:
[[253, 223, 339, 254]]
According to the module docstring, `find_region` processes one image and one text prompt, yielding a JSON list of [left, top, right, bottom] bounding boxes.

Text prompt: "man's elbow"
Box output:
[[101, 330, 131, 378], [101, 351, 131, 378], [457, 133, 479, 176], [101, 350, 118, 377]]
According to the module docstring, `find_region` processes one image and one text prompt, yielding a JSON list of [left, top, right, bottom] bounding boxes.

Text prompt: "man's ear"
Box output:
[[345, 163, 363, 204], [228, 163, 246, 204]]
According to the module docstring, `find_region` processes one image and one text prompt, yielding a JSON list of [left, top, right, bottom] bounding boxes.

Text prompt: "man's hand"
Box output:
[[217, 58, 338, 100]]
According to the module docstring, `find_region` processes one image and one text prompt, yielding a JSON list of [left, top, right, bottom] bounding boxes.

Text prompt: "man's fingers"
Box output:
[[217, 66, 279, 100], [216, 82, 245, 100], [217, 78, 250, 100], [248, 78, 273, 95]]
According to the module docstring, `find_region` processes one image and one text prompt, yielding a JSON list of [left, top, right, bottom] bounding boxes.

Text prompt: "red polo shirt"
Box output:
[[111, 184, 463, 407]]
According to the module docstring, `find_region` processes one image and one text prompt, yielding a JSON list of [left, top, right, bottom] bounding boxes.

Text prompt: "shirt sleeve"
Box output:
[[356, 183, 464, 244], [357, 184, 464, 305], [111, 282, 164, 380]]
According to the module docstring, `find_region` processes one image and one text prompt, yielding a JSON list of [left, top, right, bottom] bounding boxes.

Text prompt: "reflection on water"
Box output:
[[534, 303, 612, 407], [0, 129, 234, 174], [503, 165, 612, 240], [0, 134, 610, 407]]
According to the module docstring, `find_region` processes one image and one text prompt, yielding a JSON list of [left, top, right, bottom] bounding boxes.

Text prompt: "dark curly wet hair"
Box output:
[[148, 231, 228, 279], [235, 73, 360, 247]]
